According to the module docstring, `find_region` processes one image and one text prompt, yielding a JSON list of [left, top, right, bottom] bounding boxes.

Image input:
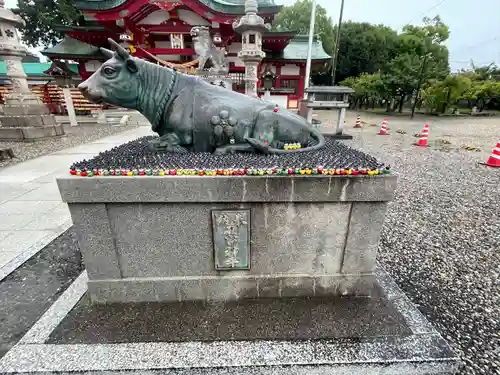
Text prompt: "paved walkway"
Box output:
[[0, 125, 153, 281]]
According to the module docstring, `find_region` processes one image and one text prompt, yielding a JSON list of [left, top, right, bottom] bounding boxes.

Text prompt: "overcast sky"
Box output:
[[5, 0, 500, 70], [277, 0, 500, 71]]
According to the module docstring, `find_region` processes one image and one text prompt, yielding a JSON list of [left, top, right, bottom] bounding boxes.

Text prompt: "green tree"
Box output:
[[14, 0, 82, 48], [272, 0, 335, 56], [334, 22, 398, 83], [382, 16, 450, 112], [421, 74, 472, 113], [461, 80, 500, 111], [341, 73, 385, 109], [467, 62, 500, 81]]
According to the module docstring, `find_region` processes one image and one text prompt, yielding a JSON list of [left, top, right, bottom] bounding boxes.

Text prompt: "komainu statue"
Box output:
[[190, 26, 228, 73], [78, 39, 325, 155]]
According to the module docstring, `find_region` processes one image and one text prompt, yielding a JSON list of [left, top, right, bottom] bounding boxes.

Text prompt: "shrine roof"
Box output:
[[73, 0, 281, 13], [41, 37, 105, 59], [0, 62, 79, 76], [278, 35, 330, 60]]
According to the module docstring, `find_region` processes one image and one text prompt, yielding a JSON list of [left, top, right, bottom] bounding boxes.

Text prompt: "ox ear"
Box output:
[[126, 59, 138, 74], [100, 47, 114, 59], [108, 38, 130, 60]]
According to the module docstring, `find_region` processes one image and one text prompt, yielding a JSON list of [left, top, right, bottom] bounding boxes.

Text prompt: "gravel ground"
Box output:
[[337, 118, 500, 375], [0, 120, 141, 169], [318, 110, 499, 162]]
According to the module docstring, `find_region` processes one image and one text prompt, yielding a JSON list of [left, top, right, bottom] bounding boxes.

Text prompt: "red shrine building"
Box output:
[[42, 0, 330, 110]]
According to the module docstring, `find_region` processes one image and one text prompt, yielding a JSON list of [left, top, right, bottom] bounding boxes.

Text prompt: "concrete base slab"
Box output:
[[2, 93, 50, 115], [0, 266, 461, 374], [0, 114, 57, 127], [0, 123, 65, 141]]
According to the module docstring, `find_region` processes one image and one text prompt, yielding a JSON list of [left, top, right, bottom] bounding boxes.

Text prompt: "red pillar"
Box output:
[[297, 63, 306, 99], [78, 62, 93, 81], [275, 63, 281, 88]]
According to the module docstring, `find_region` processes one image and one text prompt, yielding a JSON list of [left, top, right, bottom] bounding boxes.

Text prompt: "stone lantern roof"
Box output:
[[0, 1, 25, 28], [233, 0, 271, 34]]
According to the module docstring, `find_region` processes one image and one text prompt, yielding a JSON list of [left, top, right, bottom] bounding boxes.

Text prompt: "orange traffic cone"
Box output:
[[378, 119, 389, 135], [483, 142, 500, 167], [415, 127, 429, 147], [354, 115, 362, 128], [384, 118, 390, 130], [419, 123, 429, 136]]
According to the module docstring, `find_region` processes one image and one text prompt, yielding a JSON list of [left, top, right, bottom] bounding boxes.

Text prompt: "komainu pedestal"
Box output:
[[0, 93, 64, 141], [196, 70, 233, 91]]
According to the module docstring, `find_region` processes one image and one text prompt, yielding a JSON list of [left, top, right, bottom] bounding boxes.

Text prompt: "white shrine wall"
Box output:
[[84, 60, 102, 72], [177, 9, 210, 26], [138, 10, 170, 25], [281, 64, 300, 76]]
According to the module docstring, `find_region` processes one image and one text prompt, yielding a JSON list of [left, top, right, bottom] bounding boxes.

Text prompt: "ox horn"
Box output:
[[100, 47, 114, 59], [108, 38, 130, 60]]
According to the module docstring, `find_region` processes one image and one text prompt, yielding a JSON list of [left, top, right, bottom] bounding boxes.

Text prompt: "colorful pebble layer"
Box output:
[[69, 136, 391, 177]]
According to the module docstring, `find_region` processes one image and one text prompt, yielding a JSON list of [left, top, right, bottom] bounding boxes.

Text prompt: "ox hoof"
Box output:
[[213, 146, 234, 156], [167, 146, 189, 153]]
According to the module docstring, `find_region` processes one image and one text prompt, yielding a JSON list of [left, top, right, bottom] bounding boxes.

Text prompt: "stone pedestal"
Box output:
[[0, 92, 64, 141], [0, 4, 63, 141], [0, 93, 63, 141], [57, 174, 397, 304]]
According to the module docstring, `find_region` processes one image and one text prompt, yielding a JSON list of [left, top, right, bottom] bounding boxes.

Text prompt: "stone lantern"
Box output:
[[44, 60, 78, 126], [299, 86, 355, 139], [0, 0, 63, 141], [233, 0, 271, 97]]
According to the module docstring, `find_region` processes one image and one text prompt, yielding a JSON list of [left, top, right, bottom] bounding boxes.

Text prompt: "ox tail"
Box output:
[[246, 125, 325, 154]]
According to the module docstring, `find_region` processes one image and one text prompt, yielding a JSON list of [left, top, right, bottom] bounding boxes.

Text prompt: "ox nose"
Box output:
[[78, 82, 88, 94]]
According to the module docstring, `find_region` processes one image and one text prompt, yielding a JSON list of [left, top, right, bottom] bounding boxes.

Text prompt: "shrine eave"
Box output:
[[263, 31, 295, 40], [55, 25, 108, 32], [41, 36, 106, 60], [0, 62, 79, 77], [43, 60, 77, 76], [74, 0, 281, 15], [266, 35, 331, 61]]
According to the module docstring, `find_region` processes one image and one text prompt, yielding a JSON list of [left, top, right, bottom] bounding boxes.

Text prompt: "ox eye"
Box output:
[[103, 66, 116, 76]]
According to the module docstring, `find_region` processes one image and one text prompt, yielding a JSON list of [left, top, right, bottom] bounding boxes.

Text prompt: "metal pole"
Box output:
[[411, 53, 429, 119], [304, 0, 317, 91], [331, 0, 345, 85]]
